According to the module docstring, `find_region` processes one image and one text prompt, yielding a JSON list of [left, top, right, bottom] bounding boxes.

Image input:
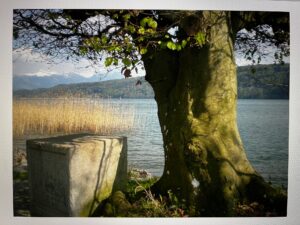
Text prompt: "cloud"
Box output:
[[13, 47, 146, 78], [13, 48, 102, 77]]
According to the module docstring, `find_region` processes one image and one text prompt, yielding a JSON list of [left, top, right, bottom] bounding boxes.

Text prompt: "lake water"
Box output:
[[14, 98, 288, 188], [106, 99, 288, 188]]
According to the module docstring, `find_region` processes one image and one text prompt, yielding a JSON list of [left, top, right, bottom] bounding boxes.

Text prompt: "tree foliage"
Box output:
[[13, 10, 289, 77]]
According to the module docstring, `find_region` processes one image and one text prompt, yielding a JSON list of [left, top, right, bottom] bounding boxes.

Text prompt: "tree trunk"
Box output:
[[143, 11, 286, 216]]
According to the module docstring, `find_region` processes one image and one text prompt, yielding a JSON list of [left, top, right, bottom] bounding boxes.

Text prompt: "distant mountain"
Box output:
[[237, 64, 289, 99], [14, 76, 153, 98], [13, 64, 289, 99], [13, 72, 123, 90]]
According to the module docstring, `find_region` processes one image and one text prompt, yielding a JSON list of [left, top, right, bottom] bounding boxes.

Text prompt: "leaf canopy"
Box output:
[[13, 10, 289, 75]]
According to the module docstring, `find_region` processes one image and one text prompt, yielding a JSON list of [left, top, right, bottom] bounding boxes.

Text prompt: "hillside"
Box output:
[[13, 72, 123, 90], [14, 76, 153, 98], [14, 64, 289, 99], [237, 64, 289, 99]]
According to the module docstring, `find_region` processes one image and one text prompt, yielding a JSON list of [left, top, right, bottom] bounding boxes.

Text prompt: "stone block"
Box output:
[[26, 134, 127, 217]]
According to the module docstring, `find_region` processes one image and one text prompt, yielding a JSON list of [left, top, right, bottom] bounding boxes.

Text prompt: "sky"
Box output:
[[13, 48, 107, 77], [12, 10, 289, 78], [13, 46, 287, 78], [13, 48, 146, 78]]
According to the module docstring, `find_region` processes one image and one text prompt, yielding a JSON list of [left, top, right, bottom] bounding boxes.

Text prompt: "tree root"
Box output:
[[245, 176, 287, 216]]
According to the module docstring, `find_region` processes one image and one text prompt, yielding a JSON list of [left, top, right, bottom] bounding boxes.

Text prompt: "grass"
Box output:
[[13, 98, 135, 138], [93, 168, 188, 217], [124, 178, 187, 217], [97, 172, 282, 217]]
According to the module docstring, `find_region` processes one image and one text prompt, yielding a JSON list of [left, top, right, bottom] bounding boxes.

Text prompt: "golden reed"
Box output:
[[13, 98, 135, 137]]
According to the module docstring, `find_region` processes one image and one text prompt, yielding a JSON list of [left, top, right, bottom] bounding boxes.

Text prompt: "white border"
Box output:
[[1, 0, 300, 225]]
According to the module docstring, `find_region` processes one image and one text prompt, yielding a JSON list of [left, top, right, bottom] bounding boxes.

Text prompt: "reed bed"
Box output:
[[13, 98, 135, 138]]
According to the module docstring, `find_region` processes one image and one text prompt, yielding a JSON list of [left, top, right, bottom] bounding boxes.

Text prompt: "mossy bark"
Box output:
[[143, 11, 286, 216]]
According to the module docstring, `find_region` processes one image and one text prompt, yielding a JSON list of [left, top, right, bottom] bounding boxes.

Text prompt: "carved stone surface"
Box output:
[[26, 134, 127, 217]]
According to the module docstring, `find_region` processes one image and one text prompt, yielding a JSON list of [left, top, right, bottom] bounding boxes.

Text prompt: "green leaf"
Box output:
[[140, 17, 150, 27], [113, 58, 118, 66], [138, 27, 145, 35], [146, 28, 155, 34], [159, 41, 167, 49], [167, 41, 177, 51], [79, 46, 88, 55], [137, 37, 145, 42], [181, 39, 187, 48], [83, 39, 90, 46], [112, 13, 119, 19], [49, 12, 59, 19], [176, 44, 182, 51], [105, 57, 114, 67], [94, 37, 100, 42], [115, 46, 122, 52], [140, 17, 157, 29], [124, 37, 130, 43], [194, 32, 206, 46], [122, 13, 131, 21], [127, 25, 136, 34], [148, 20, 157, 29], [140, 48, 148, 55], [126, 43, 133, 53], [101, 35, 108, 44], [122, 58, 132, 67]]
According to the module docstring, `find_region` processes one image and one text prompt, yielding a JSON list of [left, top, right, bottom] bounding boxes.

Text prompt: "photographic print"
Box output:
[[12, 9, 289, 217]]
